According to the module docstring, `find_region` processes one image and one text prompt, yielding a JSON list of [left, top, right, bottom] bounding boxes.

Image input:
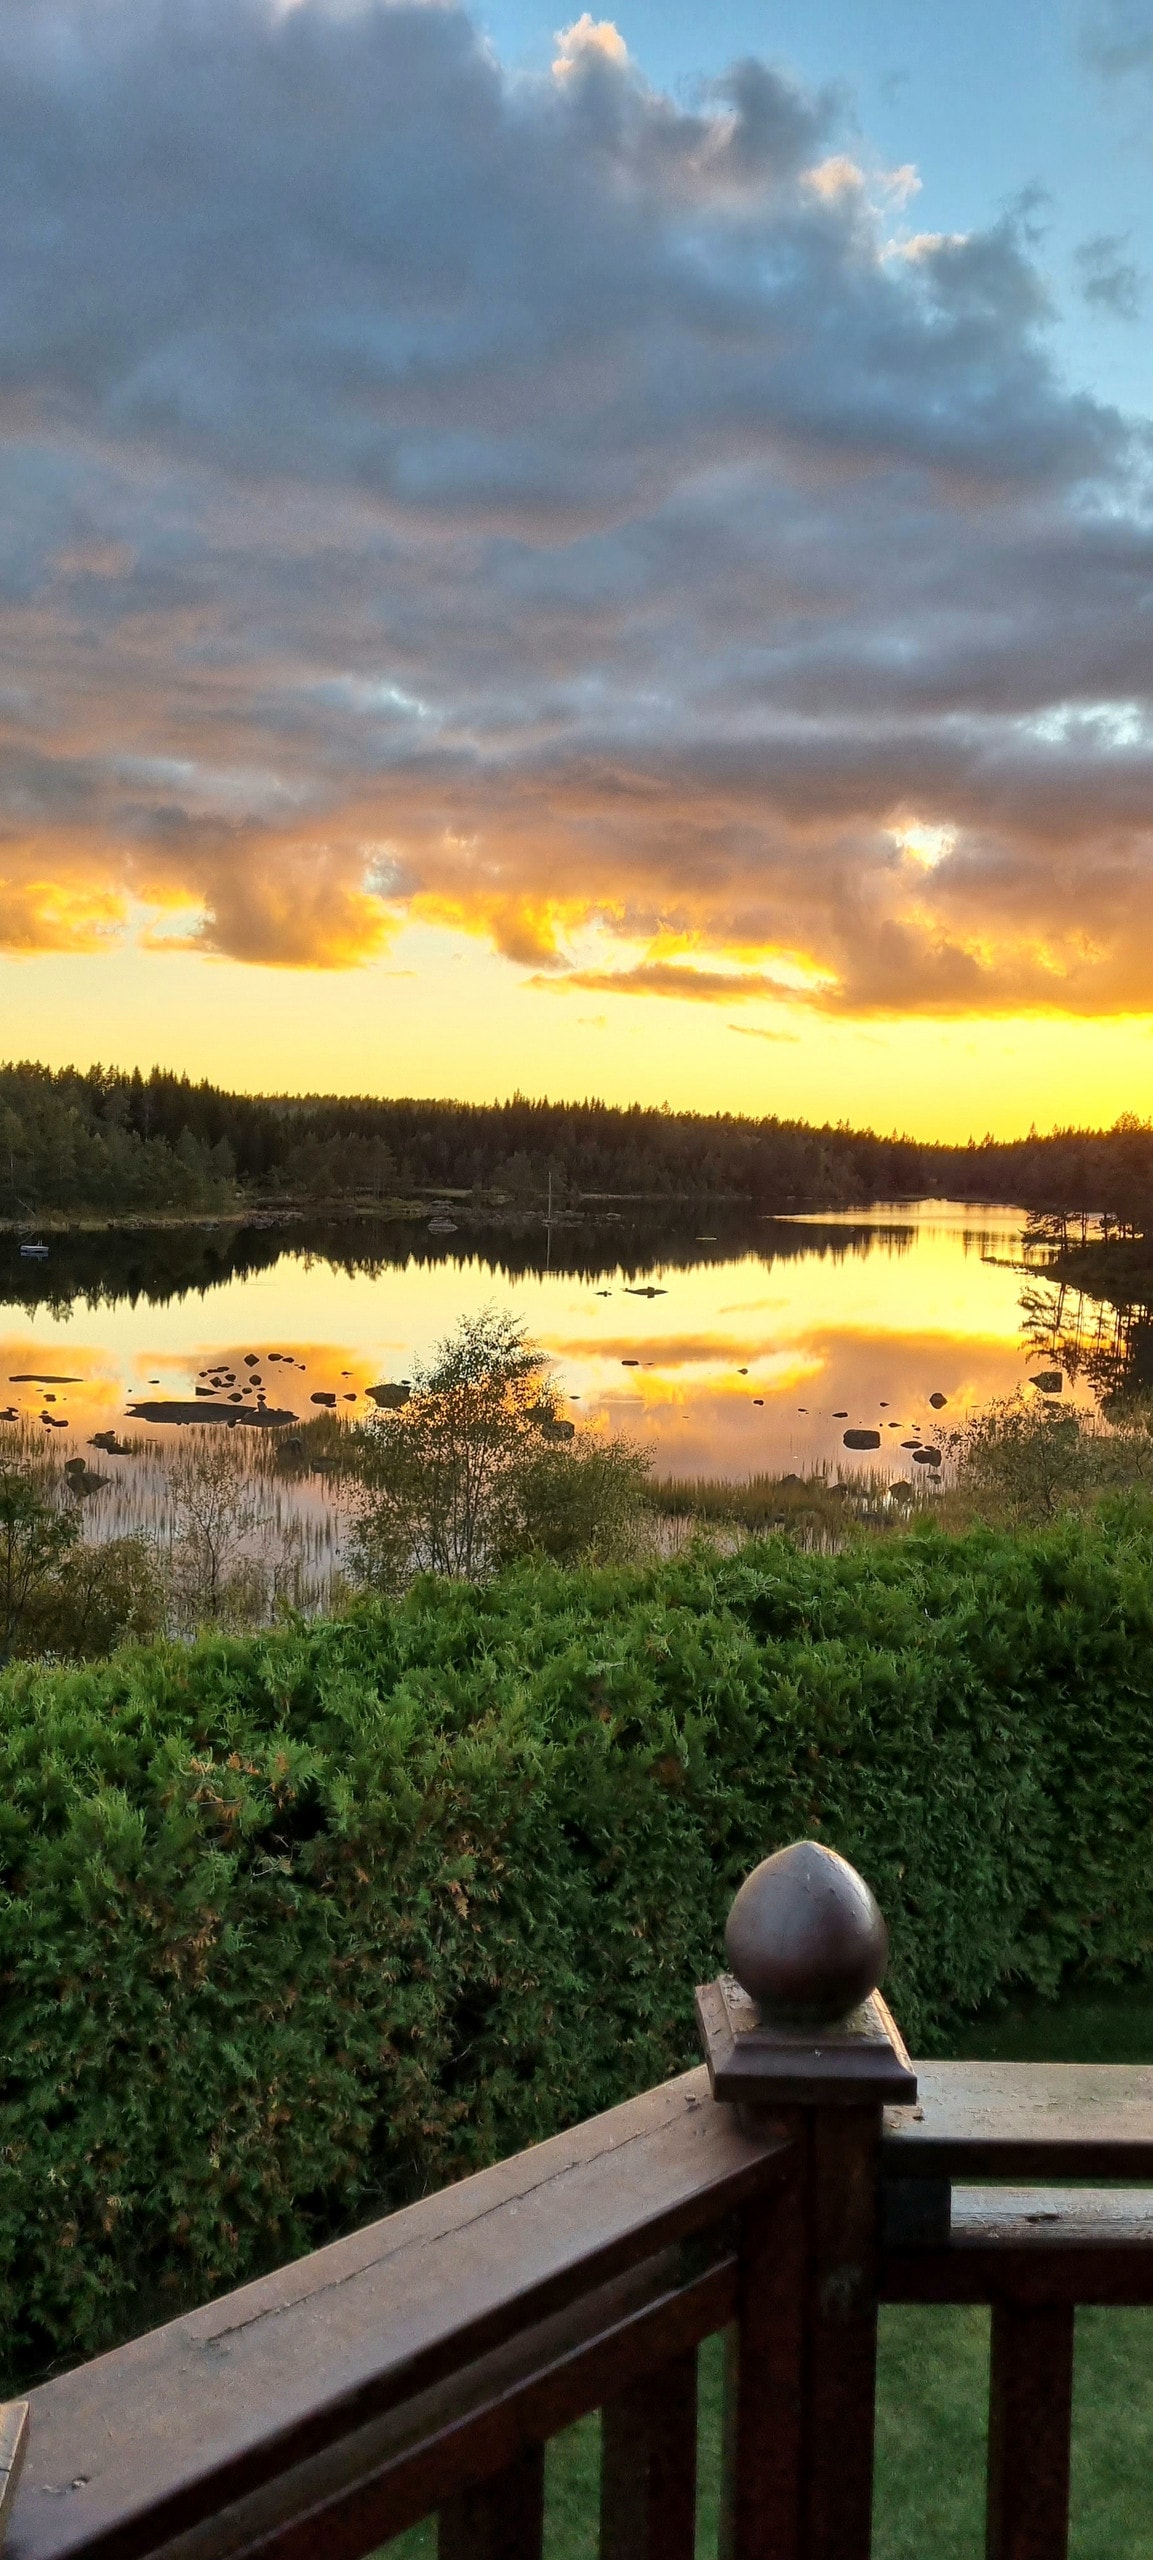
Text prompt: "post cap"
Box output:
[[695, 1840, 917, 2108], [725, 1839, 887, 2026]]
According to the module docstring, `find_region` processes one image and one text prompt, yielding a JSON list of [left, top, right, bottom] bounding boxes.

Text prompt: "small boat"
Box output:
[[428, 1217, 458, 1235], [19, 1241, 49, 1259]]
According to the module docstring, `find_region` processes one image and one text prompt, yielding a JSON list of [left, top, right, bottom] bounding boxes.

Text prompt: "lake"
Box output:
[[0, 1199, 1091, 1492]]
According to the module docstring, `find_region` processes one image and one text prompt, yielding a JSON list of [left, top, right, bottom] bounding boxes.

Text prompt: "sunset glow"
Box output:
[[0, 1206, 1078, 1481], [2, 0, 1153, 1130]]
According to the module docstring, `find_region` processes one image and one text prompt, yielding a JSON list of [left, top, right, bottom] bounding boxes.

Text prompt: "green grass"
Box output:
[[384, 1978, 1153, 2556]]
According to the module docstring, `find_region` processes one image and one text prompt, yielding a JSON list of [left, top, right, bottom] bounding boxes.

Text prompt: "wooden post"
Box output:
[[697, 1838, 918, 2560]]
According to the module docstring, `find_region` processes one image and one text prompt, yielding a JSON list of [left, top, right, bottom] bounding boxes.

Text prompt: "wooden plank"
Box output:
[[127, 2253, 733, 2560], [985, 2303, 1074, 2560], [884, 2062, 1153, 2180], [439, 2446, 544, 2560], [885, 2186, 1153, 2307], [599, 2348, 697, 2560], [10, 2072, 782, 2560]]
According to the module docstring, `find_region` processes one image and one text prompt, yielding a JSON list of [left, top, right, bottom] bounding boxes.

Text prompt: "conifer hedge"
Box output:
[[5, 1510, 1153, 2388]]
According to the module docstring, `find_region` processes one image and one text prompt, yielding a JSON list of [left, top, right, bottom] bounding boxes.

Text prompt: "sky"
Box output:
[[6, 0, 1153, 1135]]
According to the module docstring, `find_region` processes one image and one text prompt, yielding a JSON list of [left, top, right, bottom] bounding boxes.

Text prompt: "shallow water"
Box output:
[[0, 1198, 1089, 1486]]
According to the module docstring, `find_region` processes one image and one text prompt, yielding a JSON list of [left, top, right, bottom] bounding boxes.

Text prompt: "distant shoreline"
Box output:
[[0, 1191, 758, 1240], [1046, 1237, 1153, 1303]]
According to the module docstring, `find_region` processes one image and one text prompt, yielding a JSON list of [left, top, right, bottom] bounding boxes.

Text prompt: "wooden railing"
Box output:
[[6, 1840, 1153, 2560]]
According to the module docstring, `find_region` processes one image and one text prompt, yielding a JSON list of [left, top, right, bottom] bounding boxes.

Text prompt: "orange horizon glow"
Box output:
[[3, 921, 1153, 1144]]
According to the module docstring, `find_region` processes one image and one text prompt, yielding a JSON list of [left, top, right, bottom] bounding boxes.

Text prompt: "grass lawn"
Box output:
[[387, 1979, 1153, 2555]]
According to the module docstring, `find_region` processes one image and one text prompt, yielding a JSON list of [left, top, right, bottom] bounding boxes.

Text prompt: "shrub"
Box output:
[[946, 1394, 1153, 1525], [352, 1309, 649, 1584], [0, 1465, 76, 1652], [21, 1536, 164, 1659], [495, 1437, 652, 1566], [6, 1508, 1153, 2386]]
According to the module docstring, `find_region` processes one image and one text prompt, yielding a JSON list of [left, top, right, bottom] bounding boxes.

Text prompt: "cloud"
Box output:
[[1085, 0, 1153, 73], [0, 877, 126, 954], [0, 0, 1151, 1009], [552, 14, 629, 78], [529, 962, 812, 1002], [1075, 233, 1145, 317]]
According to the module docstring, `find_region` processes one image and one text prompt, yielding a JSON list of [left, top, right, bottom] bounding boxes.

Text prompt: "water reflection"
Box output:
[[1, 1205, 931, 1319], [1021, 1272, 1153, 1407], [0, 1199, 1080, 1493]]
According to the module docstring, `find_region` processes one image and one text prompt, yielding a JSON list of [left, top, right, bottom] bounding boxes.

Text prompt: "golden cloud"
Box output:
[[0, 876, 127, 955], [528, 961, 804, 1002]]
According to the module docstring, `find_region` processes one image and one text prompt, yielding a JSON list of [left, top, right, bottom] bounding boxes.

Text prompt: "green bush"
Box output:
[[351, 1308, 650, 1585], [6, 1507, 1153, 2388]]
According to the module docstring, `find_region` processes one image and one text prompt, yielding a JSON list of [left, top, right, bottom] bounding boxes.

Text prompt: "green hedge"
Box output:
[[5, 1508, 1153, 2388]]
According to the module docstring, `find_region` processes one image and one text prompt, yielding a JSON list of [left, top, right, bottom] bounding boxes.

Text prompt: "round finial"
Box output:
[[724, 1840, 887, 2027]]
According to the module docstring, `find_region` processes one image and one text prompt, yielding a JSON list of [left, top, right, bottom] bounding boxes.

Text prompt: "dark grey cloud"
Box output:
[[1085, 0, 1153, 74], [0, 0, 1153, 1011], [1075, 232, 1145, 316]]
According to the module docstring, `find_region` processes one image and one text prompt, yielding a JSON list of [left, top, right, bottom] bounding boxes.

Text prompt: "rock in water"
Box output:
[[367, 1383, 411, 1407], [929, 1392, 948, 1409], [843, 1428, 881, 1450], [912, 1447, 942, 1466], [1028, 1371, 1063, 1393]]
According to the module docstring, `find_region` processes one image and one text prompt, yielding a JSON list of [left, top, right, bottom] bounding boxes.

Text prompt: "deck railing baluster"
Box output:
[[438, 2444, 545, 2560], [598, 2344, 698, 2560], [720, 2176, 807, 2560], [985, 2302, 1075, 2560]]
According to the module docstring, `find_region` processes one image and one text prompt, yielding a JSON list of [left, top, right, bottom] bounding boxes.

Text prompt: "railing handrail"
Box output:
[[6, 2069, 786, 2560], [883, 2057, 1153, 2179], [11, 1841, 1153, 2560]]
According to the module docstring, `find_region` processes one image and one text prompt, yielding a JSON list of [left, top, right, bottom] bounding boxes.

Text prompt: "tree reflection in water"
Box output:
[[1020, 1274, 1153, 1407]]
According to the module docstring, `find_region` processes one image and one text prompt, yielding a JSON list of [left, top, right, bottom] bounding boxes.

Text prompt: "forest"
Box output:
[[4, 1058, 1153, 1232]]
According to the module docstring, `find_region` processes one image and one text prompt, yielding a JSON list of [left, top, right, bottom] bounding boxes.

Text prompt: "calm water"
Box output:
[[0, 1199, 1090, 1484]]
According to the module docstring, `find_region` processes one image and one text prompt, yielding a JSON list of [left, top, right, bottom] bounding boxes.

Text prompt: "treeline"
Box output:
[[5, 1060, 1153, 1227], [0, 1065, 236, 1217]]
